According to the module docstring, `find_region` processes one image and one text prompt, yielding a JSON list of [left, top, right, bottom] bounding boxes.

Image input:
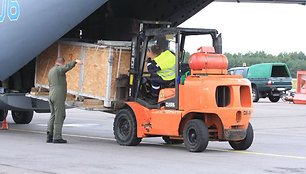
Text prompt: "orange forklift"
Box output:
[[113, 26, 254, 152]]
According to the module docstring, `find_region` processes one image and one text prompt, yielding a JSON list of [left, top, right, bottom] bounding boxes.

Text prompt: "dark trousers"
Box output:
[[151, 75, 174, 97]]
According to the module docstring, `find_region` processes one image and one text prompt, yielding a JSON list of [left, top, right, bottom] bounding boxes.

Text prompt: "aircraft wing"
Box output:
[[215, 0, 306, 5]]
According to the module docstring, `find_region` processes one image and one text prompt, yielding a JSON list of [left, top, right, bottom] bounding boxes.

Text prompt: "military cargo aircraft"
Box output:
[[0, 0, 305, 123]]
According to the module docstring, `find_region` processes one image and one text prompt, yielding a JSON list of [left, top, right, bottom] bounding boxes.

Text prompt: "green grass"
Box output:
[[292, 79, 297, 89]]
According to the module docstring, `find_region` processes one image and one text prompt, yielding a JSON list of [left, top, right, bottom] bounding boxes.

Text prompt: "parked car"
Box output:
[[228, 63, 292, 102]]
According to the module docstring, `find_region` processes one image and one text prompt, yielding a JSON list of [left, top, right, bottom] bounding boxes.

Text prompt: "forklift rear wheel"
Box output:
[[183, 119, 209, 152], [229, 123, 254, 150], [268, 95, 280, 102], [12, 111, 34, 124], [0, 109, 8, 121], [113, 109, 142, 146], [162, 136, 184, 144]]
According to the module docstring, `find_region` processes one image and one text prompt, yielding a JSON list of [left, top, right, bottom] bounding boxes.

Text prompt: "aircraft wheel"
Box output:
[[113, 109, 142, 146], [229, 123, 254, 150], [0, 109, 8, 121], [183, 119, 209, 152], [12, 111, 33, 124]]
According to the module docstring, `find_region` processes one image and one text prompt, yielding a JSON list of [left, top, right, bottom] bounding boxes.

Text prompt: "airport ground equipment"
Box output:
[[113, 27, 254, 152]]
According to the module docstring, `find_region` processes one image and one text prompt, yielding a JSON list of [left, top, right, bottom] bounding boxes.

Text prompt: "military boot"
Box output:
[[46, 132, 53, 143], [53, 139, 67, 143]]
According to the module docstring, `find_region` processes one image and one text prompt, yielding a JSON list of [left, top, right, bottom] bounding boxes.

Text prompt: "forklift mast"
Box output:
[[128, 21, 171, 101]]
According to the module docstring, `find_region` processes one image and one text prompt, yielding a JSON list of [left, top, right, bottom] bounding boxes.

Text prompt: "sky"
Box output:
[[179, 2, 306, 55]]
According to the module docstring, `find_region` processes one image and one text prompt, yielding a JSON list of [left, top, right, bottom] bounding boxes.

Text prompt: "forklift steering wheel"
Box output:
[[140, 77, 152, 98]]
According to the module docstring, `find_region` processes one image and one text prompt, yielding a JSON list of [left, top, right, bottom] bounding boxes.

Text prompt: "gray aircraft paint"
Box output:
[[0, 0, 107, 81], [1, 0, 306, 81]]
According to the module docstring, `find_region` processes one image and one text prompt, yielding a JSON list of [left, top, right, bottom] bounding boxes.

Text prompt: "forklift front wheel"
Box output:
[[113, 109, 142, 146], [183, 119, 209, 152], [229, 123, 254, 150]]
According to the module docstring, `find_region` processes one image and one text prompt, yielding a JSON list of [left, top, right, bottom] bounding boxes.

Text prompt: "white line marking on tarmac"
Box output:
[[8, 128, 306, 160], [256, 131, 306, 138], [208, 148, 306, 160], [9, 128, 115, 141], [36, 124, 100, 127]]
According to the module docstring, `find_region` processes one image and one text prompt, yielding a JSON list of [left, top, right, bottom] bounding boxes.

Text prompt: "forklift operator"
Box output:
[[146, 44, 176, 98]]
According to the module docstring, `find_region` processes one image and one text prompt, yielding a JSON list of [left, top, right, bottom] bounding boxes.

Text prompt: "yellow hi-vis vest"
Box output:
[[154, 50, 176, 81]]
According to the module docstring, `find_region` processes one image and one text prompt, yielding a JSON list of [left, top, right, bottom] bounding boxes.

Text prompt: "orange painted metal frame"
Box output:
[[293, 71, 306, 104], [126, 74, 253, 141]]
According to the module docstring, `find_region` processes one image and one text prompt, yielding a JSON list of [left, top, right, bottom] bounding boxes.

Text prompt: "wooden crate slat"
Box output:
[[35, 41, 131, 103]]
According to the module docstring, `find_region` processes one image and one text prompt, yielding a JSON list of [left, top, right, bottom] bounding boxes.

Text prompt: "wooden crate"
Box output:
[[35, 40, 131, 107]]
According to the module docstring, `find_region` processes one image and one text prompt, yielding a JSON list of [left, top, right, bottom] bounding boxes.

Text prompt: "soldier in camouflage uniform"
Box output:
[[46, 57, 82, 143]]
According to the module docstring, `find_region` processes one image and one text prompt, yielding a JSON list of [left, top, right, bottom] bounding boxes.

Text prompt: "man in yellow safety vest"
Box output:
[[146, 44, 176, 98]]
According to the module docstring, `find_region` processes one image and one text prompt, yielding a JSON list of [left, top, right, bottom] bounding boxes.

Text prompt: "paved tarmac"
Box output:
[[0, 99, 306, 174]]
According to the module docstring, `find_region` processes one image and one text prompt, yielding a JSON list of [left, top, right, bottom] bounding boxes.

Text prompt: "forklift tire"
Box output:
[[268, 95, 280, 103], [162, 136, 184, 144], [113, 109, 142, 146], [0, 109, 8, 121], [229, 123, 254, 150], [12, 111, 34, 124], [183, 119, 209, 152], [252, 86, 259, 102]]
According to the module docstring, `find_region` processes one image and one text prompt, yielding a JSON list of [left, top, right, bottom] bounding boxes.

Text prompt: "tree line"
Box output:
[[224, 51, 306, 78]]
